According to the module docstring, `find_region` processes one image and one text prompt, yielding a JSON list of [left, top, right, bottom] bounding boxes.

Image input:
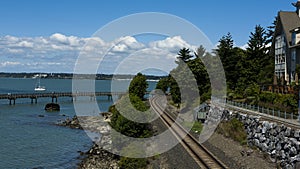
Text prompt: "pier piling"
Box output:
[[9, 99, 15, 105], [52, 97, 57, 103]]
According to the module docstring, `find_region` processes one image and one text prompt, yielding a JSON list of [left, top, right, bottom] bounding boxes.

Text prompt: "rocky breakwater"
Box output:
[[236, 113, 300, 169], [58, 114, 112, 132], [58, 114, 119, 169], [58, 115, 83, 129]]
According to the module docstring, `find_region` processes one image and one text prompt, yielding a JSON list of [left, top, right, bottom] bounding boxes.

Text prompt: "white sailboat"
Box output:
[[34, 74, 46, 91]]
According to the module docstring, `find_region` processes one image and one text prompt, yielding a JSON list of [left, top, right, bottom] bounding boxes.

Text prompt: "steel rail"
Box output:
[[151, 96, 228, 169]]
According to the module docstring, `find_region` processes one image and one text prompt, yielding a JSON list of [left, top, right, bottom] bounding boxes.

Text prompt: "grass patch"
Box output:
[[216, 118, 247, 145], [181, 121, 203, 134]]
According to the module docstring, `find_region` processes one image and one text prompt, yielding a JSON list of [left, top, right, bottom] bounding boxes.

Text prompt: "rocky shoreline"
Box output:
[[78, 143, 119, 169], [57, 115, 120, 169]]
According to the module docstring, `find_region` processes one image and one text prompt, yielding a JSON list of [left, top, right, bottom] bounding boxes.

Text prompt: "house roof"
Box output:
[[278, 11, 300, 47], [292, 1, 300, 7]]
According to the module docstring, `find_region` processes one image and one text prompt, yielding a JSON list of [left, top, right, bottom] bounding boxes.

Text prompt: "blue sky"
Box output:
[[0, 0, 298, 73]]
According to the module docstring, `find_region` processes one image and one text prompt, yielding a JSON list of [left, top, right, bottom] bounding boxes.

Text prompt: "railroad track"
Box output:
[[150, 96, 228, 169], [218, 102, 300, 130]]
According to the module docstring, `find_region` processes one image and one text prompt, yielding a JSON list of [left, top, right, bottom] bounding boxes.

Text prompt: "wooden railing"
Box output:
[[260, 85, 299, 94]]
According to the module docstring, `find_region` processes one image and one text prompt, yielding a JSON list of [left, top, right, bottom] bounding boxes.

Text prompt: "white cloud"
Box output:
[[240, 44, 248, 50], [50, 33, 69, 44], [4, 35, 19, 43], [111, 36, 145, 53], [17, 41, 34, 48], [0, 33, 196, 74], [68, 36, 81, 47], [112, 48, 177, 75], [112, 44, 128, 52], [149, 36, 196, 52], [49, 33, 85, 48], [50, 44, 72, 50], [0, 61, 21, 67], [5, 48, 24, 54], [118, 36, 144, 49]]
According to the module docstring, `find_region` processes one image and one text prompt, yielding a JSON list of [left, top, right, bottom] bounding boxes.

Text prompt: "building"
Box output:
[[272, 0, 300, 84]]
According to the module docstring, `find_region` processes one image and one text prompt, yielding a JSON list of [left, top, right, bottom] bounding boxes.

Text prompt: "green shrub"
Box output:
[[217, 118, 247, 145], [259, 91, 276, 103], [118, 143, 148, 169], [119, 157, 147, 169]]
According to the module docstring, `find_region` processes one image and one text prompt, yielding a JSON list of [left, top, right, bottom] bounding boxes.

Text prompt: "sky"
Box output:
[[0, 0, 298, 74]]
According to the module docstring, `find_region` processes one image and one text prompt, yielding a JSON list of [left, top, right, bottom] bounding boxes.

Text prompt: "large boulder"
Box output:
[[294, 130, 300, 138], [289, 146, 297, 156], [45, 103, 60, 111], [285, 127, 292, 137]]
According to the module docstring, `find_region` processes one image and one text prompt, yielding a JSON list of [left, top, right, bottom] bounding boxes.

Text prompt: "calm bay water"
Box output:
[[0, 78, 157, 169]]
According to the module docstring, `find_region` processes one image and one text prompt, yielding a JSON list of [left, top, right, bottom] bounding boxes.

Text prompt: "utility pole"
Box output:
[[296, 73, 300, 122]]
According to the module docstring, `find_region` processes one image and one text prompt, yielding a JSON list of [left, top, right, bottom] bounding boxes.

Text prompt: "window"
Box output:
[[292, 49, 296, 61], [292, 32, 296, 46], [275, 35, 286, 65]]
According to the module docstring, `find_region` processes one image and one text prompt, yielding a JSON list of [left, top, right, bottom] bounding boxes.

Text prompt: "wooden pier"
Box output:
[[0, 92, 127, 105]]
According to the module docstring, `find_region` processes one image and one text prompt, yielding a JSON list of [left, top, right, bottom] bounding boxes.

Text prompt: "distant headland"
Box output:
[[0, 72, 166, 81]]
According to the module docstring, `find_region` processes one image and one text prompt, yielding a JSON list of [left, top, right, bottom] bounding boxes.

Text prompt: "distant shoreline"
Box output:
[[0, 72, 166, 81]]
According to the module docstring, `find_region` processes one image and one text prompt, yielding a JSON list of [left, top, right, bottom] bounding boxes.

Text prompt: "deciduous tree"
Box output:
[[129, 73, 148, 99]]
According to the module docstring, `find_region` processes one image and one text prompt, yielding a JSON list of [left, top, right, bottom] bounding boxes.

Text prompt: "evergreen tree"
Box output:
[[261, 18, 277, 84], [266, 17, 277, 47], [189, 47, 210, 96], [247, 25, 268, 58], [245, 25, 268, 84], [215, 33, 240, 90], [163, 47, 211, 105], [195, 45, 206, 58], [217, 33, 234, 51], [176, 47, 193, 63]]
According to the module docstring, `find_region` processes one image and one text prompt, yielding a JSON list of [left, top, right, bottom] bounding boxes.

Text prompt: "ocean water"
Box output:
[[0, 78, 157, 169]]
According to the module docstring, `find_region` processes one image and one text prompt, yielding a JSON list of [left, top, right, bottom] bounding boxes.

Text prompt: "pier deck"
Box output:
[[0, 92, 126, 105]]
